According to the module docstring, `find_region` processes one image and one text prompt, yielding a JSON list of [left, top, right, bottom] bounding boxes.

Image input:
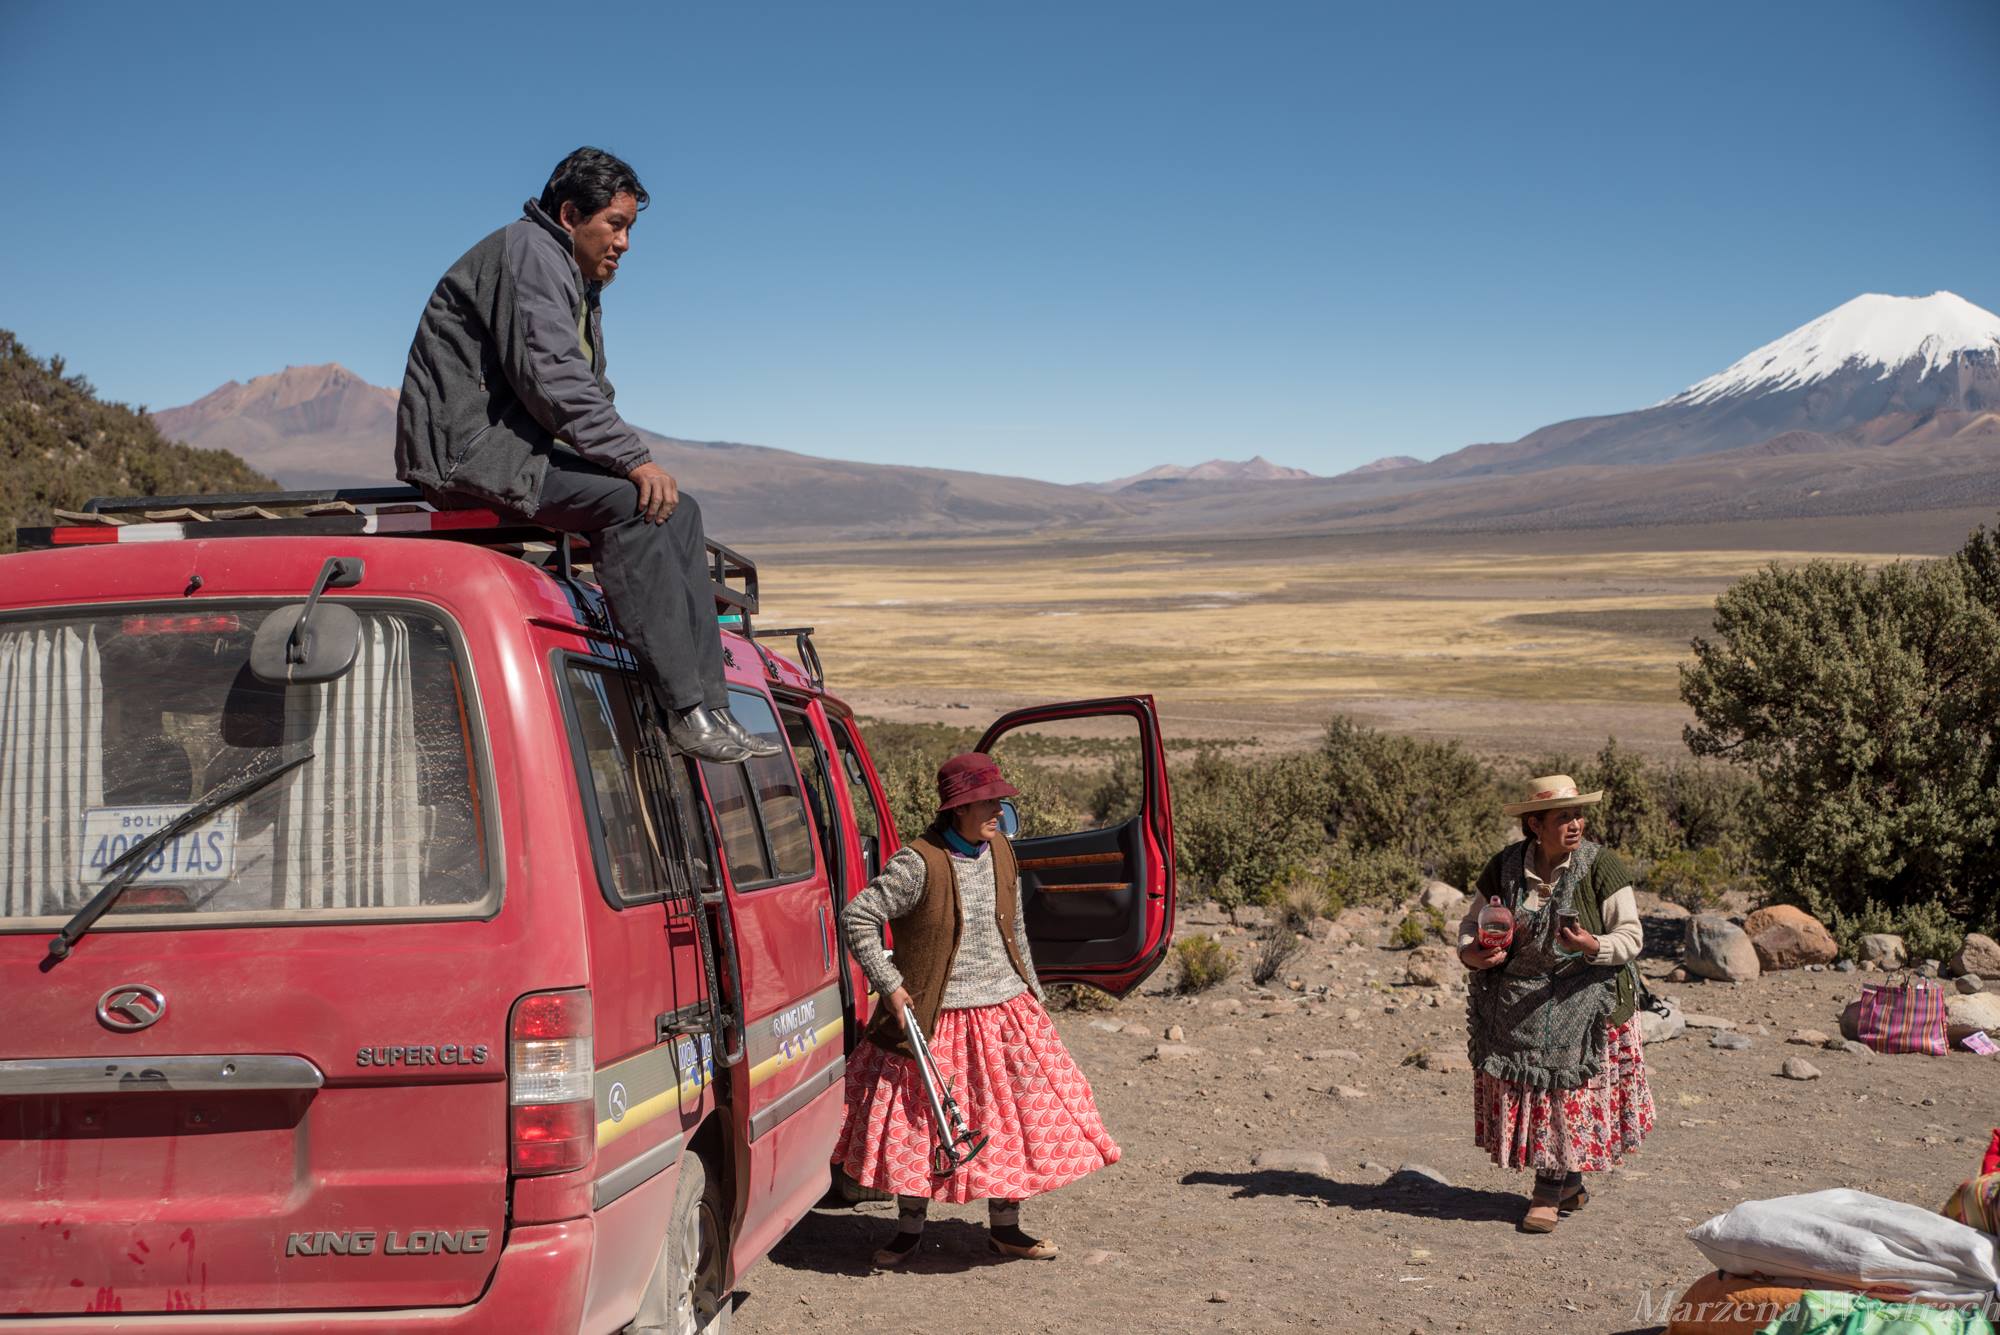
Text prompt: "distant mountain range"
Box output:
[[1091, 456, 1317, 491], [142, 290, 2000, 539]]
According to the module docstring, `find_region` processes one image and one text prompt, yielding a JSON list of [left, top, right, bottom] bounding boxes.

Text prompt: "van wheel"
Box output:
[[627, 1153, 731, 1335]]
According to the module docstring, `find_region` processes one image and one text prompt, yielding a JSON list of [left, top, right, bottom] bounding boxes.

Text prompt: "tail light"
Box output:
[[508, 988, 594, 1176]]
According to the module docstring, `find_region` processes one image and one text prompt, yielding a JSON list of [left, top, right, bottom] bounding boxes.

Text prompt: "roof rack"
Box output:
[[750, 626, 824, 689], [15, 485, 759, 626]]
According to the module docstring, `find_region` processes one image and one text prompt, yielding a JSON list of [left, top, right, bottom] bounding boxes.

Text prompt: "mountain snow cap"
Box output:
[[1669, 291, 2000, 405]]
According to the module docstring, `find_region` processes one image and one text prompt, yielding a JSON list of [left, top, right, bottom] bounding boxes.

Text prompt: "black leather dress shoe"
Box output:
[[667, 705, 753, 763], [714, 708, 783, 758]]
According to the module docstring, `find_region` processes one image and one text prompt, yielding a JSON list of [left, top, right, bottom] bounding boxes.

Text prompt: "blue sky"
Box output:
[[3, 1, 1995, 483]]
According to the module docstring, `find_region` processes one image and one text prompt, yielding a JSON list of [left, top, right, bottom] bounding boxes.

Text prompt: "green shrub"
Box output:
[[1271, 873, 1341, 931], [1171, 749, 1333, 916], [1647, 846, 1738, 915], [1389, 908, 1446, 950], [1172, 934, 1237, 993], [1826, 898, 1968, 964], [1330, 846, 1425, 908], [1322, 718, 1504, 881], [1683, 540, 2000, 933]]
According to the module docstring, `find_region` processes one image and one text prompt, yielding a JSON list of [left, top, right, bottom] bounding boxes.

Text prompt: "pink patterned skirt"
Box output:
[[833, 991, 1120, 1203], [1472, 1017, 1655, 1173]]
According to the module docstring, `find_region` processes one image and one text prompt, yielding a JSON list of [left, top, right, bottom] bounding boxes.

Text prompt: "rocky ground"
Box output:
[[734, 898, 2000, 1335]]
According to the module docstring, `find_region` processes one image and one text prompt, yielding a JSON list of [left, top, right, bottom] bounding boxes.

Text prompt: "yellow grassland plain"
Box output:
[[752, 528, 1928, 757]]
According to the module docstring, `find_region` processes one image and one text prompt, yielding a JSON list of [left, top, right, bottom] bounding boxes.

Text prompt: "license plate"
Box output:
[[78, 806, 240, 885]]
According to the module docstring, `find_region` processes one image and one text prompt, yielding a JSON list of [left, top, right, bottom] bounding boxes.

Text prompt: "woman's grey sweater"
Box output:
[[841, 845, 1044, 1009]]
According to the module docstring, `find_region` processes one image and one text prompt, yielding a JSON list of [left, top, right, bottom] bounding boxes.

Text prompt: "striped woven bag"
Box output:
[[1853, 977, 1949, 1056]]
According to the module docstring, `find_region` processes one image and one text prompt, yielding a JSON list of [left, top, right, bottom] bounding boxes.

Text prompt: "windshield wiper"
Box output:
[[46, 748, 316, 963]]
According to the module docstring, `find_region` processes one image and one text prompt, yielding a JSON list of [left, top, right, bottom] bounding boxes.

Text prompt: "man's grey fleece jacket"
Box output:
[[395, 200, 649, 516]]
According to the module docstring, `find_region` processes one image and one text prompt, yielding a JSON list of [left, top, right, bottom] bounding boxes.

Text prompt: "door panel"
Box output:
[[977, 695, 1176, 997], [693, 687, 842, 1280]]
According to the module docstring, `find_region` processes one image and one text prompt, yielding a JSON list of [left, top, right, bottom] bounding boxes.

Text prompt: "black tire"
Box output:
[[625, 1152, 731, 1335]]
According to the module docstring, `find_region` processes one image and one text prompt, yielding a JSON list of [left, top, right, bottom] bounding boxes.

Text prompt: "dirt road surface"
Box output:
[[734, 905, 1997, 1335]]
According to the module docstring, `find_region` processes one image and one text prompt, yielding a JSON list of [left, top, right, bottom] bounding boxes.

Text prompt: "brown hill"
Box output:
[[1, 331, 275, 554], [152, 364, 397, 488]]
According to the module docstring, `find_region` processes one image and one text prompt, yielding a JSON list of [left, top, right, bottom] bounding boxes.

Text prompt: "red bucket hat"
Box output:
[[936, 752, 1019, 810]]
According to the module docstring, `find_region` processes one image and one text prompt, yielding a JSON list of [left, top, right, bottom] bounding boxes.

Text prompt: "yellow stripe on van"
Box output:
[[748, 1018, 845, 1088], [597, 1066, 709, 1148]]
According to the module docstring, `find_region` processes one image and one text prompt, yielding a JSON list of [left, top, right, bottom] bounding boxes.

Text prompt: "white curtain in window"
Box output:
[[0, 624, 104, 917], [277, 614, 424, 908]]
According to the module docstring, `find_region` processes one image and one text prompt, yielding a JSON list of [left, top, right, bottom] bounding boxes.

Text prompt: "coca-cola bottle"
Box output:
[[1475, 896, 1515, 951]]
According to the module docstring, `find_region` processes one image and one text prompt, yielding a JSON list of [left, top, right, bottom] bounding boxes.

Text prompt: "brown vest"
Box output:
[[863, 824, 1035, 1058]]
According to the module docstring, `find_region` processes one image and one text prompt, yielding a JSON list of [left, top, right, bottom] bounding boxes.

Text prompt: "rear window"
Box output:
[[0, 602, 495, 927]]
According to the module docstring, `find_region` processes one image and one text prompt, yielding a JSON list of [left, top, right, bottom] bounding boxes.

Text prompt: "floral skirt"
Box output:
[[1472, 1017, 1655, 1173], [832, 991, 1120, 1203]]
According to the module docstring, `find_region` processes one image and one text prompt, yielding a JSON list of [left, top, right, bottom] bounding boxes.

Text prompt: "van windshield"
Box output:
[[0, 602, 494, 927]]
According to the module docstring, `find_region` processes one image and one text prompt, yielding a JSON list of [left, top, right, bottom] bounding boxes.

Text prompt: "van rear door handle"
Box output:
[[0, 1055, 325, 1094]]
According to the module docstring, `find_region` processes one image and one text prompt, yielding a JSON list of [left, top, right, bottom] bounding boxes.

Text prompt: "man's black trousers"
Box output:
[[528, 452, 728, 712]]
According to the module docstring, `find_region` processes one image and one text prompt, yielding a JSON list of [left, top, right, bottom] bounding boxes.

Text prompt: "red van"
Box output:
[[0, 488, 1177, 1333]]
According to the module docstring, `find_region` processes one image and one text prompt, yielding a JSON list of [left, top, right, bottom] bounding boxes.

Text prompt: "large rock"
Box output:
[[1945, 992, 2000, 1043], [1858, 933, 1908, 968], [1252, 1148, 1329, 1174], [1951, 934, 2000, 979], [1744, 905, 1838, 971], [1753, 923, 1840, 971], [1404, 945, 1455, 988], [1637, 1001, 1685, 1045], [1418, 881, 1465, 914], [1685, 915, 1761, 983]]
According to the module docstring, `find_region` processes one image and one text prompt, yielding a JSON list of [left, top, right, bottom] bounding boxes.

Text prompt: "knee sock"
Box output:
[[894, 1196, 929, 1237], [988, 1200, 1037, 1246]]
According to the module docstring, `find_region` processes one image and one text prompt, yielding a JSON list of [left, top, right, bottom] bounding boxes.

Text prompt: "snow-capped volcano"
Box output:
[[1670, 292, 2000, 405], [1421, 290, 2000, 479]]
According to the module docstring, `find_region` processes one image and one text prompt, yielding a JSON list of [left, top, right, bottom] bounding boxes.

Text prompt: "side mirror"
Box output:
[[998, 799, 1021, 839], [251, 604, 361, 684], [251, 556, 365, 685]]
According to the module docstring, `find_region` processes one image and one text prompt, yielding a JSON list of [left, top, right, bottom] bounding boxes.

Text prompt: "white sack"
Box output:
[[1687, 1189, 2000, 1305]]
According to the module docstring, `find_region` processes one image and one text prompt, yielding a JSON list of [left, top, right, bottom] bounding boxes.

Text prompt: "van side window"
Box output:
[[780, 706, 841, 886], [697, 688, 816, 887], [702, 760, 771, 887], [832, 721, 884, 842], [729, 690, 816, 882], [831, 719, 887, 881], [561, 664, 664, 905]]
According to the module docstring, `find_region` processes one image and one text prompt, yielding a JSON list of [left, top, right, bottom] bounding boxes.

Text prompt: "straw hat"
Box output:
[[1501, 774, 1604, 817]]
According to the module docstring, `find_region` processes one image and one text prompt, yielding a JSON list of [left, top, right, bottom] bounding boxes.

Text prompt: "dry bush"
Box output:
[[1172, 935, 1237, 994], [1044, 982, 1116, 1013], [1275, 875, 1337, 933], [1251, 922, 1306, 986]]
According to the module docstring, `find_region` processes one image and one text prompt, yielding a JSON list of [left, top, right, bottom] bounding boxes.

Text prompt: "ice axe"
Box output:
[[900, 1003, 988, 1175]]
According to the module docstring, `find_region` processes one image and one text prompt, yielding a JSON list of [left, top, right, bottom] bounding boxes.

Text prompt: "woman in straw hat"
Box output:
[[834, 752, 1119, 1267], [1457, 774, 1653, 1233]]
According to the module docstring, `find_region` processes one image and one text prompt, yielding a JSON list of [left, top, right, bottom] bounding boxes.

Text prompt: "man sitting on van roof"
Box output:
[[394, 146, 774, 764]]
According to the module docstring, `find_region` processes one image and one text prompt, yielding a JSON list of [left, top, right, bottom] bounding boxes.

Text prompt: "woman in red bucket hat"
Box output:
[[833, 752, 1120, 1267]]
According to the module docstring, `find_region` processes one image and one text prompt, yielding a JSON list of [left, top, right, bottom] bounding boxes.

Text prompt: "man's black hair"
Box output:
[[538, 147, 649, 221]]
